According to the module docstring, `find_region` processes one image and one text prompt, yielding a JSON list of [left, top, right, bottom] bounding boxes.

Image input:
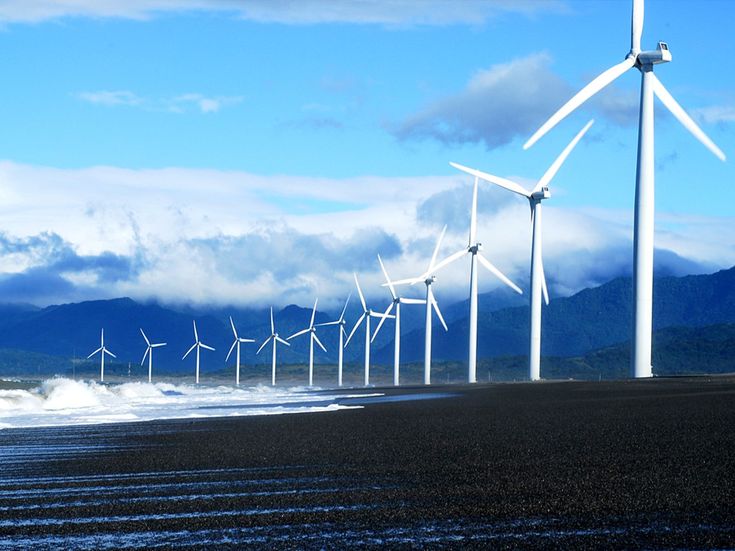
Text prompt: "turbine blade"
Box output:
[[309, 297, 318, 329], [631, 0, 643, 54], [313, 333, 327, 353], [105, 349, 116, 359], [192, 320, 198, 342], [338, 293, 351, 322], [651, 74, 726, 162], [430, 289, 449, 332], [533, 119, 595, 193], [226, 340, 237, 363], [477, 253, 523, 295], [353, 273, 367, 311], [182, 342, 197, 360], [524, 57, 635, 149], [87, 347, 102, 359], [450, 162, 530, 198], [229, 316, 238, 338], [256, 336, 272, 355], [276, 336, 290, 346], [270, 307, 275, 334], [139, 328, 150, 346], [470, 176, 478, 245], [540, 259, 550, 307], [371, 302, 394, 343], [141, 347, 149, 366], [401, 298, 426, 305], [425, 248, 467, 278], [377, 254, 397, 300], [345, 313, 365, 346], [239, 338, 255, 343], [429, 224, 447, 272], [200, 343, 215, 352], [152, 342, 167, 348], [388, 276, 420, 286], [288, 328, 310, 340], [315, 320, 340, 327]]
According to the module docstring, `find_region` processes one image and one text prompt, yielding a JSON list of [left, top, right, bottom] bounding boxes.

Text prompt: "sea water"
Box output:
[[0, 378, 366, 429]]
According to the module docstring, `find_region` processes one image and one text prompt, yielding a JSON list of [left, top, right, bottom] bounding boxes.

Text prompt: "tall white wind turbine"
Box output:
[[87, 328, 116, 383], [524, 0, 726, 378], [226, 316, 255, 386], [288, 298, 328, 387], [451, 120, 594, 382], [345, 273, 393, 387], [389, 226, 449, 385], [140, 328, 167, 383], [257, 307, 290, 386], [182, 320, 215, 384], [427, 177, 523, 383], [372, 255, 426, 386], [315, 294, 351, 387]]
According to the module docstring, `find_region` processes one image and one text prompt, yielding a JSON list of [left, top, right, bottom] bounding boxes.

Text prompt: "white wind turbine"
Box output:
[[524, 0, 726, 378], [140, 328, 167, 383], [389, 225, 449, 385], [226, 316, 255, 386], [372, 255, 426, 386], [257, 307, 290, 386], [182, 320, 215, 384], [451, 119, 594, 382], [425, 177, 523, 383], [288, 298, 327, 387], [345, 273, 394, 387], [315, 294, 351, 387], [87, 328, 116, 383]]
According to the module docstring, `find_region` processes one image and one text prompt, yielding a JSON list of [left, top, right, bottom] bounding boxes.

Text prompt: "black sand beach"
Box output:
[[1, 376, 734, 548]]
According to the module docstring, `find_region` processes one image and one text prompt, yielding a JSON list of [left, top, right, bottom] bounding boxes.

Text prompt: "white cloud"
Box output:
[[693, 105, 735, 125], [77, 90, 243, 114], [0, 1, 567, 25], [77, 90, 144, 107], [173, 93, 243, 114], [0, 160, 731, 309]]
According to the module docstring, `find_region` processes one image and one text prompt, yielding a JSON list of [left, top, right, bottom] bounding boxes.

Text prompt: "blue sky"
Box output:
[[0, 0, 732, 309]]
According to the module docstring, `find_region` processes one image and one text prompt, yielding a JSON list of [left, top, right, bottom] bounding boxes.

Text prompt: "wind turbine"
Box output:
[[140, 328, 167, 383], [226, 316, 255, 386], [451, 119, 594, 382], [426, 177, 523, 383], [182, 320, 215, 384], [257, 307, 290, 386], [372, 255, 426, 386], [345, 273, 393, 387], [524, 0, 726, 378], [388, 225, 449, 385], [287, 298, 328, 387], [87, 328, 116, 383], [315, 294, 351, 387]]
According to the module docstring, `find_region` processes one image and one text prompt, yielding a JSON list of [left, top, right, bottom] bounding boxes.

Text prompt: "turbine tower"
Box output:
[[315, 294, 351, 387], [140, 328, 167, 383], [226, 316, 255, 386], [257, 307, 290, 386], [288, 298, 328, 387], [428, 177, 523, 383], [182, 320, 215, 384], [451, 119, 594, 381], [389, 226, 449, 385], [345, 273, 393, 387], [87, 328, 116, 383], [524, 0, 726, 378], [372, 255, 426, 386]]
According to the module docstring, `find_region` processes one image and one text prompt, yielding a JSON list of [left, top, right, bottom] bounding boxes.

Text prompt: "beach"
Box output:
[[1, 376, 734, 548]]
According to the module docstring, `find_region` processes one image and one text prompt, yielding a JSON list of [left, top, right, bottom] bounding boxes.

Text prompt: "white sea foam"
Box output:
[[0, 378, 364, 429]]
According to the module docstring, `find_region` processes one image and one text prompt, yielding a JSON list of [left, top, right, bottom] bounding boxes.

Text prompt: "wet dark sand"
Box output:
[[1, 376, 734, 548]]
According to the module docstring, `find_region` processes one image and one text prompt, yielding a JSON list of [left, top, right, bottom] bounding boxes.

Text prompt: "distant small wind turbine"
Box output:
[[388, 225, 449, 385], [288, 298, 327, 387], [423, 177, 523, 383], [87, 328, 116, 383], [345, 273, 393, 387], [140, 328, 167, 383], [182, 320, 215, 384], [372, 255, 426, 386], [315, 294, 351, 387], [450, 119, 594, 382], [226, 316, 255, 386], [523, 0, 726, 378], [257, 307, 290, 386]]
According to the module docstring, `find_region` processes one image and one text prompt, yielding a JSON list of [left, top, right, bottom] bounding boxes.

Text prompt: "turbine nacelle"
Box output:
[[469, 243, 482, 254], [637, 41, 672, 66], [531, 186, 551, 201]]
